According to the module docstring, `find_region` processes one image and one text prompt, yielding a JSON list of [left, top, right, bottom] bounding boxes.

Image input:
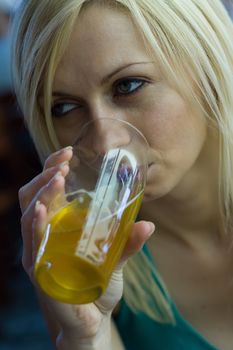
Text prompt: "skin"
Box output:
[[20, 145, 154, 348], [20, 4, 233, 350], [52, 5, 214, 204]]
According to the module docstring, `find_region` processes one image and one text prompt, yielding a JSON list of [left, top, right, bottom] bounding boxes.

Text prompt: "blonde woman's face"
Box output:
[[52, 4, 211, 200]]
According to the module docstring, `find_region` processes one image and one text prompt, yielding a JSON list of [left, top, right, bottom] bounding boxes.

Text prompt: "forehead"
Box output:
[[74, 3, 142, 47], [54, 4, 153, 86]]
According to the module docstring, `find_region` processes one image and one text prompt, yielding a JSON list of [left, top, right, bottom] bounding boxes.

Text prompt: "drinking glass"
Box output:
[[34, 118, 148, 304]]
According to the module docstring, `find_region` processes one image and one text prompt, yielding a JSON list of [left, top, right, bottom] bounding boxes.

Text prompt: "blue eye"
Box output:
[[51, 102, 79, 118], [115, 79, 145, 96]]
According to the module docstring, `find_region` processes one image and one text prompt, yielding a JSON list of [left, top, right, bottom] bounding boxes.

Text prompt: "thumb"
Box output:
[[119, 220, 155, 265], [95, 220, 155, 313]]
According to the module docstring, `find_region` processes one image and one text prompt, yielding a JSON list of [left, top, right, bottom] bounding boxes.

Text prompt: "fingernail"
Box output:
[[62, 146, 73, 153], [59, 161, 69, 169], [35, 200, 41, 212], [54, 171, 62, 181], [146, 222, 155, 238], [54, 146, 72, 156], [47, 171, 62, 187]]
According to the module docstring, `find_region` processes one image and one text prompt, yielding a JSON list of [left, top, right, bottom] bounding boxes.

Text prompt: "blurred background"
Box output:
[[0, 0, 53, 348], [0, 0, 232, 349], [223, 0, 233, 17]]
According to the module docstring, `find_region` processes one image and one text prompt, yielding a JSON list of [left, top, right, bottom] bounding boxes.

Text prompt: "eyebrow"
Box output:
[[52, 61, 154, 97], [101, 61, 154, 84]]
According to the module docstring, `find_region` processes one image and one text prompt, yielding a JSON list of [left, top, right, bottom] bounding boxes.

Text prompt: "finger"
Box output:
[[32, 201, 48, 265], [96, 221, 155, 313], [19, 154, 71, 215], [22, 171, 65, 234], [22, 201, 50, 276], [26, 201, 48, 282], [21, 172, 65, 274], [19, 165, 68, 214], [119, 220, 155, 265], [19, 146, 72, 213], [43, 146, 73, 170]]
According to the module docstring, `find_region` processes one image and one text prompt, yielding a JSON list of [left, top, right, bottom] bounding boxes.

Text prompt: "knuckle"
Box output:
[[21, 255, 29, 274], [43, 159, 49, 169], [20, 211, 31, 234], [18, 185, 26, 201], [44, 154, 54, 169], [18, 183, 33, 213], [20, 213, 26, 228], [20, 210, 28, 224]]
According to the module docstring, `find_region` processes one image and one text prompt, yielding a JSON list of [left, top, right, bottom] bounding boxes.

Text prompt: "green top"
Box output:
[[115, 245, 218, 350]]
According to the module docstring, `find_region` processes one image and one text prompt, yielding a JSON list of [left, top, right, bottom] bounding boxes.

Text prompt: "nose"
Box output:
[[93, 118, 131, 153], [77, 118, 132, 156]]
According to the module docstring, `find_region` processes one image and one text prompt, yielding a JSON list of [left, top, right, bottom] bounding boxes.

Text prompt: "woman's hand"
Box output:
[[18, 146, 155, 349]]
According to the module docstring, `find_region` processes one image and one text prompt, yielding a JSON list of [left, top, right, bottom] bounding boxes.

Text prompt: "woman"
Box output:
[[12, 0, 233, 349]]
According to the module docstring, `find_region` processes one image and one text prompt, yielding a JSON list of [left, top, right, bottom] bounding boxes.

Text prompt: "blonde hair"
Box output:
[[12, 0, 233, 323]]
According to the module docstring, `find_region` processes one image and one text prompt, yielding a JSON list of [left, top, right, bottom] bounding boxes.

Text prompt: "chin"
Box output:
[[144, 164, 165, 200], [144, 171, 188, 202], [142, 183, 166, 201], [143, 171, 176, 201]]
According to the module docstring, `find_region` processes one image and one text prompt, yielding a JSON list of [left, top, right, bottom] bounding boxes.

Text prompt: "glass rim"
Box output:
[[72, 117, 150, 151]]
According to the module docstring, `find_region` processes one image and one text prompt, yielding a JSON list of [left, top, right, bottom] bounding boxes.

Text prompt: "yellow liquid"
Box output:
[[34, 191, 143, 304]]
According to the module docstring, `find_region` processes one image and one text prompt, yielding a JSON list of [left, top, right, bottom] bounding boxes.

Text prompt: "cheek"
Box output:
[[53, 121, 75, 147], [143, 89, 208, 198], [139, 87, 207, 158], [53, 119, 83, 147]]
